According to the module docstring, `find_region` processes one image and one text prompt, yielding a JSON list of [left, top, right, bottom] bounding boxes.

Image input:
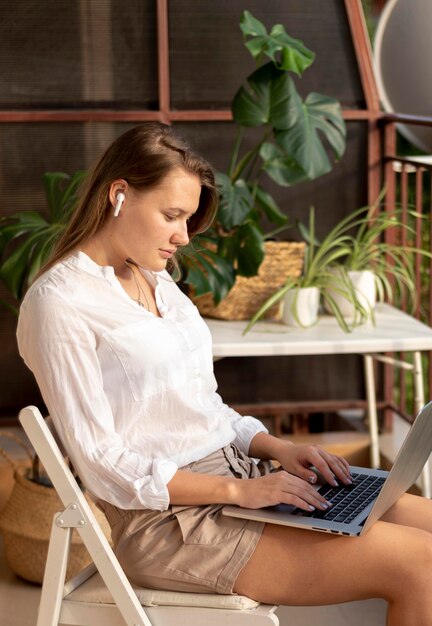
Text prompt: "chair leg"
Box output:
[[37, 513, 71, 626]]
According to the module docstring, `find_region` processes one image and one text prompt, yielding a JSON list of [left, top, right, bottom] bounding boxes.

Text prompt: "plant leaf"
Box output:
[[42, 171, 86, 222], [243, 278, 297, 333], [183, 263, 212, 296], [216, 173, 253, 228], [236, 223, 265, 276], [240, 11, 315, 75], [0, 231, 47, 299], [276, 93, 346, 179], [254, 186, 288, 227], [259, 142, 307, 186], [192, 254, 234, 304], [42, 172, 70, 220], [232, 63, 301, 130], [239, 10, 268, 38], [58, 170, 87, 221], [0, 213, 49, 255], [182, 239, 236, 303]]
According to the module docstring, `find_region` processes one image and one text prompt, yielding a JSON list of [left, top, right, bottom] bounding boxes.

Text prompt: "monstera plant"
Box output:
[[182, 10, 347, 305]]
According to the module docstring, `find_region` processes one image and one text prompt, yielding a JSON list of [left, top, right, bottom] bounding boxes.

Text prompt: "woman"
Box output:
[[17, 123, 432, 624]]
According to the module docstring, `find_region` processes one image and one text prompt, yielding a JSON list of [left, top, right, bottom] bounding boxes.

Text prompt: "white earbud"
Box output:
[[113, 192, 125, 217]]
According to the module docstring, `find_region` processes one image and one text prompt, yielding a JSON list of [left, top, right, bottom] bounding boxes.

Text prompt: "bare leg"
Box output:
[[380, 492, 432, 532], [234, 505, 432, 626]]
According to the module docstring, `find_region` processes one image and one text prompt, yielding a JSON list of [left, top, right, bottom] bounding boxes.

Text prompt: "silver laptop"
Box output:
[[223, 401, 432, 536]]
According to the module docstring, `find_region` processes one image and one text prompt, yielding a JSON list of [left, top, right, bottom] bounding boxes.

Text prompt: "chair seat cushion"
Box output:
[[66, 572, 260, 610]]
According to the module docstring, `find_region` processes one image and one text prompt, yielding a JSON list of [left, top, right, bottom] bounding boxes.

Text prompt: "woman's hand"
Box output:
[[276, 441, 352, 488], [232, 470, 332, 512]]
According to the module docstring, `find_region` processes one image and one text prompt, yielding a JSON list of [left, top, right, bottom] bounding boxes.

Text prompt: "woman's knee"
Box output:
[[382, 525, 432, 599]]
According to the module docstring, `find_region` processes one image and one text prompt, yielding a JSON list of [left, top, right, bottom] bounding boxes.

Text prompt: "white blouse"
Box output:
[[17, 252, 267, 511]]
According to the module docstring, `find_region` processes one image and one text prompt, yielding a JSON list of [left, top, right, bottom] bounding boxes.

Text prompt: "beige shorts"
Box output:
[[97, 444, 272, 594]]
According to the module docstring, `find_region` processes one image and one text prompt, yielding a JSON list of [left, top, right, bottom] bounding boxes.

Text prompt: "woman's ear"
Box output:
[[109, 180, 128, 215]]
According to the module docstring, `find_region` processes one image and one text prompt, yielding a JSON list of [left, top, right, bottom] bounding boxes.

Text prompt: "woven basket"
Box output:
[[0, 431, 111, 584], [193, 241, 306, 321]]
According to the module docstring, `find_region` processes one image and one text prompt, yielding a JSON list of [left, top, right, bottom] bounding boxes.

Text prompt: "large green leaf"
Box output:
[[42, 172, 70, 221], [190, 253, 235, 304], [259, 142, 307, 187], [240, 11, 315, 75], [183, 263, 211, 295], [216, 173, 253, 228], [217, 233, 239, 265], [254, 186, 288, 227], [182, 238, 236, 303], [0, 212, 49, 255], [276, 93, 346, 179], [42, 171, 86, 222], [232, 63, 301, 130], [236, 223, 265, 276], [0, 229, 49, 299]]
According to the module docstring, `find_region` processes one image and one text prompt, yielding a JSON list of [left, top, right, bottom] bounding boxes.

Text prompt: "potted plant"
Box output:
[[0, 171, 86, 314], [323, 203, 429, 321], [182, 10, 346, 316], [243, 207, 356, 332], [245, 200, 431, 333]]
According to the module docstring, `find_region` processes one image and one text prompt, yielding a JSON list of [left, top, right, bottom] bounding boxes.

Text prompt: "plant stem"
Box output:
[[244, 129, 273, 182], [231, 129, 272, 182], [228, 127, 245, 178]]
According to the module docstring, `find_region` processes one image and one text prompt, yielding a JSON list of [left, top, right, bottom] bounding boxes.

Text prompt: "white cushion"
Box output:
[[66, 572, 260, 610]]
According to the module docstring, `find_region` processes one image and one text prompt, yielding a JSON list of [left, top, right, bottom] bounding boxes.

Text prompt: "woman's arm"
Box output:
[[167, 430, 352, 511], [17, 289, 178, 511], [167, 466, 332, 511], [249, 431, 352, 486]]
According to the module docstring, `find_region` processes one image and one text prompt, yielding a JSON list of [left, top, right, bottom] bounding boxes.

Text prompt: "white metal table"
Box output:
[[206, 303, 432, 497]]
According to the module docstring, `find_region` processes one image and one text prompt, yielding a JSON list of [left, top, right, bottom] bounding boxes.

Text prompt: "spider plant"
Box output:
[[243, 206, 358, 333], [245, 200, 431, 334], [0, 171, 86, 314], [324, 202, 430, 316]]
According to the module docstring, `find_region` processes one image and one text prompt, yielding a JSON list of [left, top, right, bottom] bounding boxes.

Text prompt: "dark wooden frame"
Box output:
[[0, 0, 384, 205]]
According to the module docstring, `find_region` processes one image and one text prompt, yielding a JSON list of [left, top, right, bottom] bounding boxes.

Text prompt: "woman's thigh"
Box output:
[[380, 492, 432, 532], [233, 516, 432, 606]]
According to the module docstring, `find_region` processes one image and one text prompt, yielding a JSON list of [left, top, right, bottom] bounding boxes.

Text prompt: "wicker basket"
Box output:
[[0, 432, 111, 584], [193, 241, 306, 321]]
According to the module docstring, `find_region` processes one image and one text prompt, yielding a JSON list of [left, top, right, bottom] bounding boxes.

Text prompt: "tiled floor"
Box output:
[[0, 424, 395, 626]]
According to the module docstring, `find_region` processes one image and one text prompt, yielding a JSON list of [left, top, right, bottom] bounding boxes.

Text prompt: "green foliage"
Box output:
[[244, 199, 432, 333], [0, 171, 86, 311], [244, 207, 355, 333], [182, 10, 346, 304]]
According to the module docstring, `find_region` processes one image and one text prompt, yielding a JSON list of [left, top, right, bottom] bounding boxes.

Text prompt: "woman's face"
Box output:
[[112, 167, 202, 271]]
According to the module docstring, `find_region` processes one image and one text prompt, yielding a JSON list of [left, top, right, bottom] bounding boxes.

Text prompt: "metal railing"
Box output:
[[381, 114, 432, 420]]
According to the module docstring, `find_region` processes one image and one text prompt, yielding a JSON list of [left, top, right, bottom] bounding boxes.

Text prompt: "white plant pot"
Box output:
[[326, 270, 376, 319], [282, 287, 320, 327]]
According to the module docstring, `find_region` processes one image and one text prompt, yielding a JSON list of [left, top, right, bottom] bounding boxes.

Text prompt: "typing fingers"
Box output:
[[312, 449, 352, 486], [276, 471, 332, 512]]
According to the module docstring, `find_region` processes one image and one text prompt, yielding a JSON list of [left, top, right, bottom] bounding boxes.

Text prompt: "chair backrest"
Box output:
[[19, 405, 153, 626]]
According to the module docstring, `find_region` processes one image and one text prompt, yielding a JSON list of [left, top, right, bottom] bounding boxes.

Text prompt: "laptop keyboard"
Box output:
[[299, 472, 386, 524]]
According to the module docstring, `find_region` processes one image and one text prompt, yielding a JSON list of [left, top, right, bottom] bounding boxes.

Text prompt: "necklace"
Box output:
[[125, 260, 150, 311]]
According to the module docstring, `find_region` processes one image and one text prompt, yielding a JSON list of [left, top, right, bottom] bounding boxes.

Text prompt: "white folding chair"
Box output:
[[18, 406, 279, 626]]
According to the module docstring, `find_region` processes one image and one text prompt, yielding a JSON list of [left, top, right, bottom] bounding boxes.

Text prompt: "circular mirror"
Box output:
[[374, 0, 432, 152]]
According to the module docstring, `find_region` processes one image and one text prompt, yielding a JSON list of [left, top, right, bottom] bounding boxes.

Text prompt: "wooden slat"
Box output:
[[157, 0, 170, 123], [344, 0, 380, 111]]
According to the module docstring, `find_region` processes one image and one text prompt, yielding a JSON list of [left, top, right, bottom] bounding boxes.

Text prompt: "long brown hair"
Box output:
[[41, 123, 217, 274]]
